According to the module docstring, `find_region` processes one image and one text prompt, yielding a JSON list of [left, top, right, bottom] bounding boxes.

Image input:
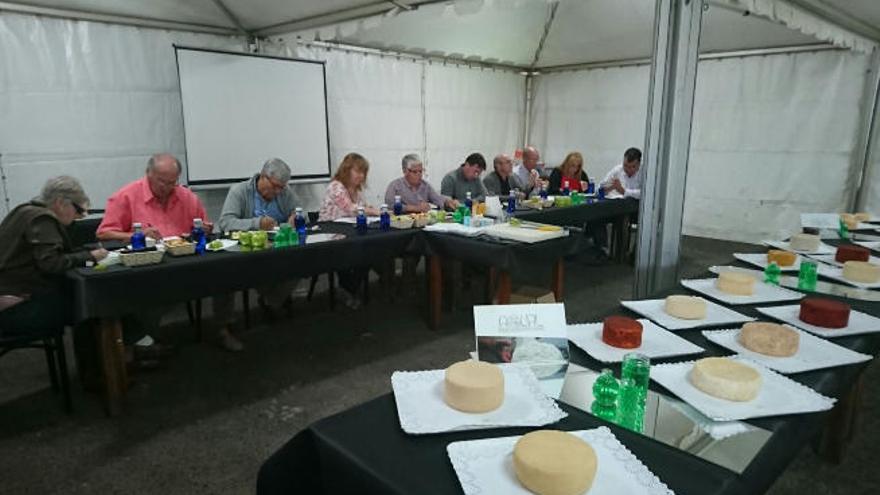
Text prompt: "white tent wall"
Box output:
[[0, 13, 243, 218], [529, 49, 870, 243]]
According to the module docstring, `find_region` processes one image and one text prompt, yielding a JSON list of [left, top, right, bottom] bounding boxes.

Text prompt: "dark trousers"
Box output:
[[0, 291, 70, 338], [337, 268, 368, 296]]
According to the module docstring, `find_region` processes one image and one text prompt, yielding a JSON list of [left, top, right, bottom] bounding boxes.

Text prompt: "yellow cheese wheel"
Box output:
[[513, 430, 598, 495], [443, 360, 504, 413]]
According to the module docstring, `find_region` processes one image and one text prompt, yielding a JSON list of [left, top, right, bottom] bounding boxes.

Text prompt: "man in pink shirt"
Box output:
[[97, 153, 210, 241]]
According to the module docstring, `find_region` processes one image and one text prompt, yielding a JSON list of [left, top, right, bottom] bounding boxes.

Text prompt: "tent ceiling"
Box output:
[[0, 0, 877, 66]]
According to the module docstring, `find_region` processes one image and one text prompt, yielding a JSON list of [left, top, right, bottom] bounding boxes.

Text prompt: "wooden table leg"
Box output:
[[428, 255, 442, 331], [552, 259, 565, 302], [97, 318, 127, 416], [496, 271, 512, 304]]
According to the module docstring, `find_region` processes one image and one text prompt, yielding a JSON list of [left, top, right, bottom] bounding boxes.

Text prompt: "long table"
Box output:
[[67, 222, 584, 415], [255, 259, 879, 495]]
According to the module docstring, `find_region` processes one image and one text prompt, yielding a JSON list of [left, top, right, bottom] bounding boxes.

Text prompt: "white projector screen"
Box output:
[[175, 46, 331, 184]]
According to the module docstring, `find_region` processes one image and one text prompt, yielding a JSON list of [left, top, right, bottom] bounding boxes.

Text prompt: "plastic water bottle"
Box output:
[[539, 183, 548, 200], [191, 218, 207, 254], [591, 369, 619, 422], [356, 207, 368, 235], [587, 180, 595, 194], [597, 185, 606, 200], [507, 190, 517, 214], [379, 204, 391, 231], [131, 222, 146, 251], [294, 207, 307, 245], [562, 180, 570, 196], [393, 195, 403, 216], [464, 191, 473, 211]]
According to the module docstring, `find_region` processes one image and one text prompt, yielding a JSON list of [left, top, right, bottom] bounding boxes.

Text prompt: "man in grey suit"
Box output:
[[483, 153, 528, 197]]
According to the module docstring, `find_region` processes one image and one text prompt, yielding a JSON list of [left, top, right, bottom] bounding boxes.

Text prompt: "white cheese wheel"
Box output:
[[789, 233, 820, 252], [443, 360, 504, 413], [664, 295, 707, 320], [715, 272, 756, 296], [842, 261, 880, 283], [739, 322, 799, 357], [689, 357, 761, 402], [513, 430, 597, 495]]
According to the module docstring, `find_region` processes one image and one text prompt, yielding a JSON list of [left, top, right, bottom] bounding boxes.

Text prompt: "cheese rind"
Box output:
[[739, 322, 799, 357], [664, 295, 707, 320], [789, 233, 820, 252], [513, 430, 598, 495], [799, 298, 850, 328], [443, 360, 504, 413], [767, 250, 796, 267], [842, 261, 880, 283], [689, 357, 761, 402], [602, 316, 643, 349], [715, 272, 755, 296]]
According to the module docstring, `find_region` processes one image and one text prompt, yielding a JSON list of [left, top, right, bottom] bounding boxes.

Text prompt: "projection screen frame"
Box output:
[[174, 45, 332, 186]]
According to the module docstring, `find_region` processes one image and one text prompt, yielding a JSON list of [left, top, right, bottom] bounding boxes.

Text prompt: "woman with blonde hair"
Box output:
[[319, 153, 380, 221], [547, 151, 590, 195]]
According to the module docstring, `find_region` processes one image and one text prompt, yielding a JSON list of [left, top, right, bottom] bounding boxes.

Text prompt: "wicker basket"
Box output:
[[119, 249, 164, 267], [412, 215, 429, 228], [165, 242, 195, 257]]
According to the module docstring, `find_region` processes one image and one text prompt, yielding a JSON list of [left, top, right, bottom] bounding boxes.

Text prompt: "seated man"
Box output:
[[590, 147, 643, 256], [213, 158, 299, 351], [483, 153, 529, 197], [97, 153, 209, 356], [441, 152, 488, 203], [600, 147, 642, 199], [385, 153, 457, 212], [513, 146, 546, 196]]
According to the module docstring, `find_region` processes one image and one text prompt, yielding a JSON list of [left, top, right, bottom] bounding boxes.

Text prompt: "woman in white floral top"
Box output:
[[318, 153, 380, 221]]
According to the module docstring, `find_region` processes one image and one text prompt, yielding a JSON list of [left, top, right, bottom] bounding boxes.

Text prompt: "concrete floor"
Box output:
[[0, 236, 877, 494]]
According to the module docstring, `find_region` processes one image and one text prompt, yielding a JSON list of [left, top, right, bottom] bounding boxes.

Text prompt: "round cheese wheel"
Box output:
[[840, 213, 859, 230], [738, 322, 799, 357], [513, 430, 598, 495], [715, 271, 755, 296], [842, 261, 880, 283], [443, 360, 504, 413], [789, 233, 820, 252], [799, 298, 850, 328], [602, 316, 643, 349], [767, 249, 796, 267], [689, 357, 761, 402], [664, 295, 707, 320], [854, 212, 871, 223], [835, 244, 870, 263]]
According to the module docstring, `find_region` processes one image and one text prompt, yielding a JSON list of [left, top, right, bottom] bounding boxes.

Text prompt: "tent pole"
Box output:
[[853, 50, 880, 211], [634, 0, 704, 298], [523, 74, 534, 147]]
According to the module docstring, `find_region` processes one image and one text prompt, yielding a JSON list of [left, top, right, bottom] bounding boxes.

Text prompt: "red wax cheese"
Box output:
[[602, 316, 643, 349], [835, 244, 870, 263], [799, 298, 850, 329]]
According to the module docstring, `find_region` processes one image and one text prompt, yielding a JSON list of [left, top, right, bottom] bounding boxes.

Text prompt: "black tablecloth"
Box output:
[[256, 259, 880, 495], [513, 197, 639, 226], [66, 224, 583, 321]]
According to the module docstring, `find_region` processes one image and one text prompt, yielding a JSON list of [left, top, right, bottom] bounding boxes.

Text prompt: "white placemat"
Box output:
[[764, 240, 835, 255], [304, 233, 344, 244], [809, 253, 880, 268], [206, 239, 237, 251], [815, 263, 880, 289], [447, 427, 674, 495], [854, 240, 880, 252], [423, 223, 488, 237], [702, 328, 872, 374], [567, 319, 704, 362], [621, 298, 755, 330], [390, 364, 567, 434], [681, 278, 804, 305], [756, 304, 880, 338], [650, 357, 835, 421], [733, 252, 803, 272]]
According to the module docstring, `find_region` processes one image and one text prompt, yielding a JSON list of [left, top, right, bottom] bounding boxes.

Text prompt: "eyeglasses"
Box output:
[[70, 201, 86, 216], [263, 175, 287, 192], [405, 168, 424, 175]]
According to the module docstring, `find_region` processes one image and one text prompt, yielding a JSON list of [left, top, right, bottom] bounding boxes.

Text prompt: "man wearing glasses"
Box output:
[[97, 153, 210, 241], [212, 158, 298, 351], [384, 154, 457, 213]]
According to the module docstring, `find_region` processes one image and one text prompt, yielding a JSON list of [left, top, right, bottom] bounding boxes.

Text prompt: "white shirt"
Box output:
[[513, 164, 536, 193], [600, 163, 641, 199]]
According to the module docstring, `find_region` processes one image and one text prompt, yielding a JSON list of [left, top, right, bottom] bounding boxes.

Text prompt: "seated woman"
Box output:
[[318, 153, 380, 309], [547, 152, 589, 195], [0, 176, 107, 338], [319, 153, 380, 221]]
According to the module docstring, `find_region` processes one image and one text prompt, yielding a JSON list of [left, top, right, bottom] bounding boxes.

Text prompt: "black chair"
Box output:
[[0, 328, 72, 413]]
